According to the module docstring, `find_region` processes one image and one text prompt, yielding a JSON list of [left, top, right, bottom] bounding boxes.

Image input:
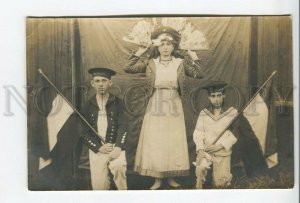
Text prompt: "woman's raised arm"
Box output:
[[124, 44, 150, 74]]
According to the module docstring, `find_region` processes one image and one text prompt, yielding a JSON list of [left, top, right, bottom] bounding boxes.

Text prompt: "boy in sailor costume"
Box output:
[[77, 67, 127, 190], [193, 81, 238, 188]]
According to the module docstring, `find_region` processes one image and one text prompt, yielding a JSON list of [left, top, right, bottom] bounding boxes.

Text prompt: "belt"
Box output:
[[154, 86, 178, 90]]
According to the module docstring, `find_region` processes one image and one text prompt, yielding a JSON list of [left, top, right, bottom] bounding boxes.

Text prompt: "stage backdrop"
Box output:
[[27, 16, 293, 182]]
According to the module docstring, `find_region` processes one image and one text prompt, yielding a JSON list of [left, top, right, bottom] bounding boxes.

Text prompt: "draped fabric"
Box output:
[[78, 17, 252, 109], [78, 17, 250, 90], [256, 17, 293, 162]]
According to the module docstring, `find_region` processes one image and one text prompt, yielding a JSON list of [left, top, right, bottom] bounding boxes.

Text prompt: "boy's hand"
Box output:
[[108, 147, 122, 160], [98, 143, 113, 154], [196, 149, 205, 165], [205, 144, 224, 153]]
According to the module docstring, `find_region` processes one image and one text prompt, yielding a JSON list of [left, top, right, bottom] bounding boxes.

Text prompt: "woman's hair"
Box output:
[[149, 26, 183, 59]]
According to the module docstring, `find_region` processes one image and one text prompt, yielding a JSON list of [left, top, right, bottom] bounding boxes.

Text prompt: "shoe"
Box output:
[[168, 184, 182, 190], [167, 178, 180, 188], [150, 178, 163, 190]]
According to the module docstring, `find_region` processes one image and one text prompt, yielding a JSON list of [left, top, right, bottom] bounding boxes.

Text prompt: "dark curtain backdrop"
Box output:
[[27, 16, 293, 180], [27, 18, 75, 183], [256, 16, 293, 161]]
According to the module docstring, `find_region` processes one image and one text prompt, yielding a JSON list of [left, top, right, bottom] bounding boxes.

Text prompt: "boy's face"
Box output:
[[208, 91, 225, 108], [91, 76, 112, 95]]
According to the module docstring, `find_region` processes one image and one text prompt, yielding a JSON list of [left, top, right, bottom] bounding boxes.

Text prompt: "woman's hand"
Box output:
[[187, 49, 199, 61], [135, 41, 151, 57]]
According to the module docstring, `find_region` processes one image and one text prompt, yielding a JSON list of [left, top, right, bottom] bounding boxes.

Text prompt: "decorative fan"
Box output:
[[122, 17, 210, 51], [122, 20, 154, 46], [161, 17, 187, 33], [180, 22, 209, 50]]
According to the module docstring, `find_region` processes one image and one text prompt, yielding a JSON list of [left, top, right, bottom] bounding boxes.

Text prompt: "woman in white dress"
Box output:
[[125, 26, 206, 189]]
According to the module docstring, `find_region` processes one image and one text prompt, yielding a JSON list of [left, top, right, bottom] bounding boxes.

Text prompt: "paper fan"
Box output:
[[161, 17, 186, 32], [180, 23, 210, 50], [123, 18, 210, 50], [122, 20, 153, 45]]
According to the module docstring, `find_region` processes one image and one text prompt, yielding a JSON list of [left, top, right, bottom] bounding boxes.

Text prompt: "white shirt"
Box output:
[[96, 94, 108, 140]]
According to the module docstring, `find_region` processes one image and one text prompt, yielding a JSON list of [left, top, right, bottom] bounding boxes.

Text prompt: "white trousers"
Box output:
[[195, 153, 232, 188], [89, 150, 127, 190]]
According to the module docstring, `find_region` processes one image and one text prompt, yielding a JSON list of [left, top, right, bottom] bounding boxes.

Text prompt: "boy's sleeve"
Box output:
[[79, 106, 102, 153], [115, 98, 128, 150], [218, 130, 237, 151], [193, 112, 206, 152]]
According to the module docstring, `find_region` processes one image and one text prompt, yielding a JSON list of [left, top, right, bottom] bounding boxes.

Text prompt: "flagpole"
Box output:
[[38, 69, 106, 145], [212, 71, 277, 145]]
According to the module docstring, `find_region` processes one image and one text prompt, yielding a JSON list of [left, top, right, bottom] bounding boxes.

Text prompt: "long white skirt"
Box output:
[[134, 89, 190, 178]]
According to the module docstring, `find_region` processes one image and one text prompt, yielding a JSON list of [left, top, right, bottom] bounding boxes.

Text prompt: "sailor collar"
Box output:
[[203, 105, 235, 121]]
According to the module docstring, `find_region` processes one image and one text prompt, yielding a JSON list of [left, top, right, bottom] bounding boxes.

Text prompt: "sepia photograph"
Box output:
[[26, 16, 294, 191]]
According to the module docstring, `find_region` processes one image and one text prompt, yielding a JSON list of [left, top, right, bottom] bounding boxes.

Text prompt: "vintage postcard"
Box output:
[[26, 16, 294, 190]]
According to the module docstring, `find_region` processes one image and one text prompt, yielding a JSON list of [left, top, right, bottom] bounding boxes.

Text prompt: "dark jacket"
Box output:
[[80, 94, 127, 152]]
